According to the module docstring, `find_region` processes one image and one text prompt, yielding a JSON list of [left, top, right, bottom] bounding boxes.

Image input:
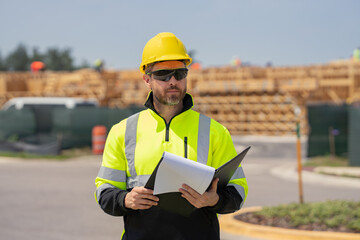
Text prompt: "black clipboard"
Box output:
[[144, 146, 251, 216], [215, 146, 251, 188]]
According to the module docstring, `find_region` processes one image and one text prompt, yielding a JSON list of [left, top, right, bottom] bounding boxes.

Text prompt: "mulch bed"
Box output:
[[235, 212, 359, 233]]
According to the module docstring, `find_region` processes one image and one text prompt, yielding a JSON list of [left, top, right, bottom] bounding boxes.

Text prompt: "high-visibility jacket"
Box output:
[[95, 92, 248, 240]]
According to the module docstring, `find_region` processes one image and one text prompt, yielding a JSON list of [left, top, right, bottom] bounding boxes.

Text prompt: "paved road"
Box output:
[[0, 156, 120, 240], [0, 138, 359, 240]]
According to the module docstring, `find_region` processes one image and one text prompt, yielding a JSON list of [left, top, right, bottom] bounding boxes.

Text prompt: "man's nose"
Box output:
[[168, 75, 177, 84]]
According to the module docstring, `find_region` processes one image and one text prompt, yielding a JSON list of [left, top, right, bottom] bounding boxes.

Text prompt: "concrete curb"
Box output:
[[219, 207, 360, 240], [314, 166, 360, 178], [270, 163, 360, 189]]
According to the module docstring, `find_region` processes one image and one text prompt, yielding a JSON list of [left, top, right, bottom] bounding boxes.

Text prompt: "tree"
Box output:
[[0, 44, 88, 71], [5, 43, 29, 71], [44, 47, 74, 71], [188, 50, 197, 63], [59, 48, 73, 71], [76, 59, 91, 70], [29, 47, 44, 62], [0, 51, 7, 71]]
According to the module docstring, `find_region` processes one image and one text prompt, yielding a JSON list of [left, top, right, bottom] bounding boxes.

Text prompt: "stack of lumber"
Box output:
[[188, 67, 305, 135], [0, 60, 359, 136], [106, 70, 148, 108], [193, 93, 297, 135]]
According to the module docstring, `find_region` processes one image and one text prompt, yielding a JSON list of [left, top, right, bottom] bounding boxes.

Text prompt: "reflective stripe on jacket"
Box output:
[[95, 93, 248, 208], [95, 93, 248, 239]]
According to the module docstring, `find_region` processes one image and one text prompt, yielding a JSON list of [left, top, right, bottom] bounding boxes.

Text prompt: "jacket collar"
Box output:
[[144, 92, 194, 115]]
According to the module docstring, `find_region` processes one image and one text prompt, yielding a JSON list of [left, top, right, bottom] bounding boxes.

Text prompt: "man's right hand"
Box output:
[[124, 187, 159, 210]]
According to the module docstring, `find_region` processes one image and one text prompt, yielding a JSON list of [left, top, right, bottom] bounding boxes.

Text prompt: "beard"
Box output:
[[153, 86, 186, 106]]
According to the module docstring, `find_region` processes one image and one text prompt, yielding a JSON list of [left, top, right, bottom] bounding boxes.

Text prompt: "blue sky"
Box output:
[[0, 0, 359, 70]]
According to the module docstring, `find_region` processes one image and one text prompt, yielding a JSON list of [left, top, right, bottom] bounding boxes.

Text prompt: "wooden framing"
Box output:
[[0, 61, 359, 135]]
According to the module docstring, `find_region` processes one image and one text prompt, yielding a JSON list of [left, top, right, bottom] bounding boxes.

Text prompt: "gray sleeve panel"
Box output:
[[230, 166, 245, 180], [197, 114, 211, 164], [97, 166, 126, 183], [96, 183, 116, 203], [125, 112, 140, 178]]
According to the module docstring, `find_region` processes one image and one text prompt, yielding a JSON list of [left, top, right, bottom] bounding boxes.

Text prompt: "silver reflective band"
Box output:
[[96, 183, 115, 202], [124, 111, 211, 189], [230, 167, 245, 180], [97, 166, 126, 183], [197, 114, 211, 164], [228, 183, 246, 208], [125, 112, 140, 178], [127, 174, 151, 188], [92, 136, 107, 141]]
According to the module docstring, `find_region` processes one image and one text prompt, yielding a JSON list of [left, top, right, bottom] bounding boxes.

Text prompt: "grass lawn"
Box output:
[[304, 155, 349, 167], [236, 200, 360, 233], [0, 147, 93, 160]]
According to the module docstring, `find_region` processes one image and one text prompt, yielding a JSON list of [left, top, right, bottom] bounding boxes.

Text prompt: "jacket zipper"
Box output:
[[184, 137, 188, 158], [165, 121, 170, 142], [157, 112, 175, 142], [165, 119, 173, 142]]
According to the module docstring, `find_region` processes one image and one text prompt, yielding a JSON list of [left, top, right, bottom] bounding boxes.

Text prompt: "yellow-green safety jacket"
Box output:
[[95, 92, 248, 240]]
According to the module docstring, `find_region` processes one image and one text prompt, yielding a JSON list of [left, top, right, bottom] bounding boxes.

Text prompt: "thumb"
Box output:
[[209, 178, 219, 192]]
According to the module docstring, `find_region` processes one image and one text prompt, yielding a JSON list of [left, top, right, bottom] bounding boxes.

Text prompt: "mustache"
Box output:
[[167, 86, 181, 91]]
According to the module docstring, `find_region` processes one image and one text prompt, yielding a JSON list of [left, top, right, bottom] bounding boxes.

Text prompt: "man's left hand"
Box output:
[[179, 178, 219, 208]]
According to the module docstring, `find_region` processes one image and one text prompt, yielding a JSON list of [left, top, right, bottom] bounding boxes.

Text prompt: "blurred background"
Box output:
[[1, 1, 360, 240], [0, 0, 359, 162]]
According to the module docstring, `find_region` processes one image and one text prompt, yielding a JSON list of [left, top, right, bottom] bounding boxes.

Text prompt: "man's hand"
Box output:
[[124, 187, 159, 210], [179, 178, 220, 208]]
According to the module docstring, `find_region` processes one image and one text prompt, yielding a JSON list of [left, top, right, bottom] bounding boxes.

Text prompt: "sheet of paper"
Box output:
[[153, 152, 215, 195]]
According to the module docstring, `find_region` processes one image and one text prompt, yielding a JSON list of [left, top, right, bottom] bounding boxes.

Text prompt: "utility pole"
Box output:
[[294, 106, 304, 204]]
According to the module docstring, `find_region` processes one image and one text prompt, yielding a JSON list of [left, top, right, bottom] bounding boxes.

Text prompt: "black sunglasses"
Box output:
[[147, 68, 188, 82]]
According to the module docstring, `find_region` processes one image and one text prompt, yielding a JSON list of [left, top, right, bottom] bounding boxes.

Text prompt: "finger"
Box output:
[[134, 187, 155, 195], [137, 198, 158, 206], [180, 191, 200, 208], [136, 205, 153, 210], [209, 178, 219, 192], [131, 198, 158, 210], [134, 202, 156, 210], [179, 188, 204, 208], [179, 188, 193, 199], [131, 187, 159, 201], [140, 193, 159, 202], [179, 188, 194, 201], [181, 184, 201, 198]]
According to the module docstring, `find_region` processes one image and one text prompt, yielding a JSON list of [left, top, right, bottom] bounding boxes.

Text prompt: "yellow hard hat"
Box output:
[[139, 32, 192, 73]]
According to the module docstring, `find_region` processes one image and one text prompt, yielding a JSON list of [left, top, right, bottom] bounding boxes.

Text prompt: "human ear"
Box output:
[[143, 74, 151, 89]]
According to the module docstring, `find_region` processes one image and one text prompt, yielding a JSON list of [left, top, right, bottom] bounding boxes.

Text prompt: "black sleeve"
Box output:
[[97, 188, 133, 216], [208, 186, 243, 214]]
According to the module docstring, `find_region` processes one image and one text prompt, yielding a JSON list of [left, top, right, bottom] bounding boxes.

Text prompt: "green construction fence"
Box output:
[[348, 105, 360, 166], [307, 103, 348, 157], [0, 106, 144, 149], [0, 108, 36, 140]]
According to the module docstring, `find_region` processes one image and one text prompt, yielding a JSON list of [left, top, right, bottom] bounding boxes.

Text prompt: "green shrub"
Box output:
[[256, 200, 360, 232]]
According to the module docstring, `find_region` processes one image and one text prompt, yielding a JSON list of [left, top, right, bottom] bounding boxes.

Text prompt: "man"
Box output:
[[353, 47, 360, 62], [30, 61, 45, 73], [95, 32, 248, 240]]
